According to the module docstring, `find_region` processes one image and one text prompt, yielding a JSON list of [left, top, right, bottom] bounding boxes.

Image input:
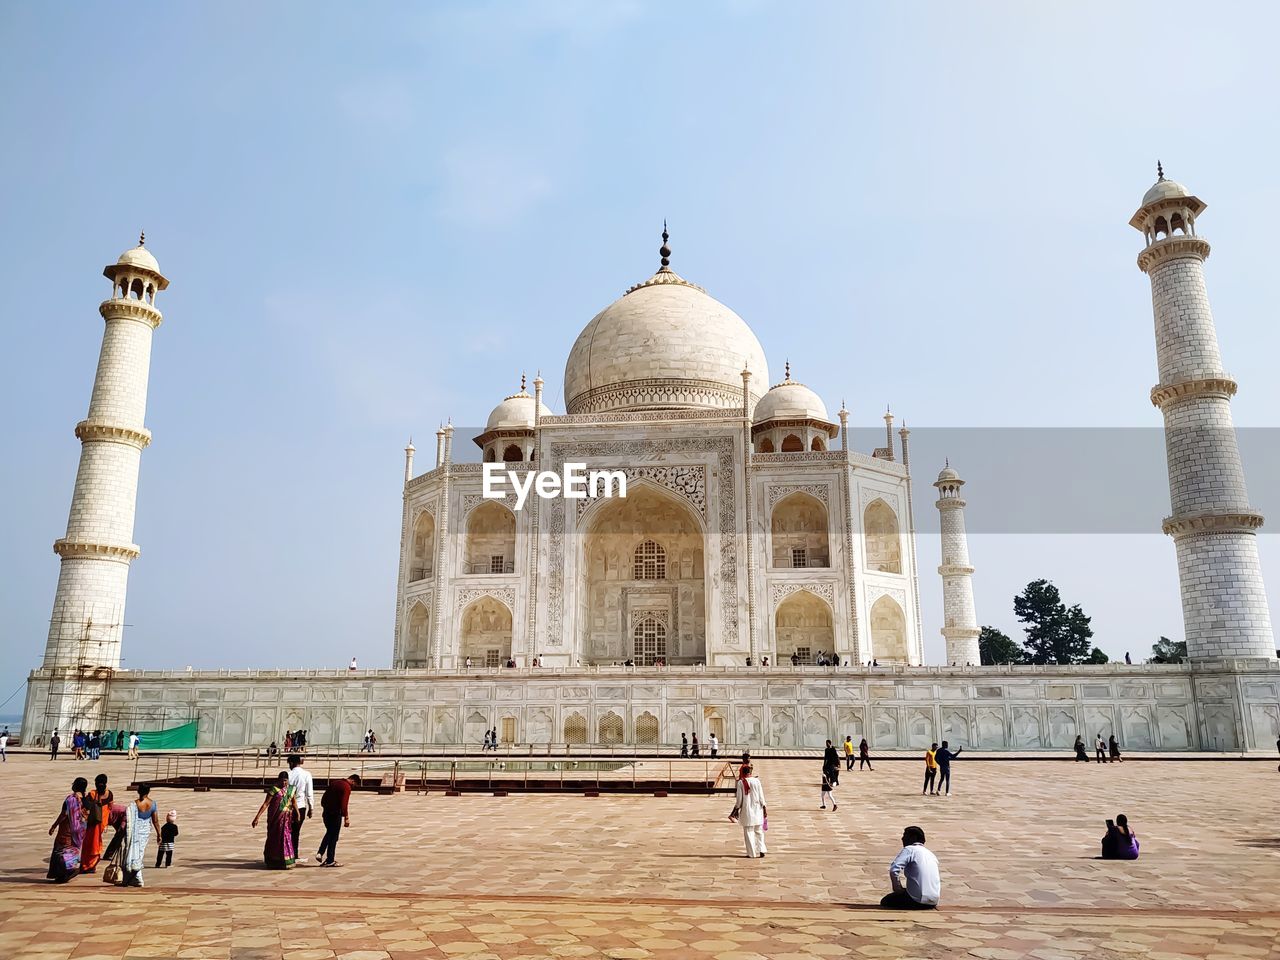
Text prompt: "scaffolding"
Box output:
[[38, 605, 120, 740]]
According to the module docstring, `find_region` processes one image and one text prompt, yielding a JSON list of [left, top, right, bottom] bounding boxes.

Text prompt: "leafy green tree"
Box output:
[[1087, 646, 1110, 664], [979, 626, 1024, 665], [1150, 636, 1187, 664], [1012, 579, 1096, 665]]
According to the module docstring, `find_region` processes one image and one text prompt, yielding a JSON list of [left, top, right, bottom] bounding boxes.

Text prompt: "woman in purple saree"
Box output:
[[252, 771, 297, 869], [47, 777, 88, 882], [1101, 813, 1140, 860]]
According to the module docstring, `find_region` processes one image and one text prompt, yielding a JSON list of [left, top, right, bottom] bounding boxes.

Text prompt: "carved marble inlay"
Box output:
[[860, 488, 900, 514], [575, 464, 706, 519], [455, 587, 516, 611], [769, 581, 835, 606], [548, 437, 737, 648], [629, 608, 671, 627], [768, 483, 830, 508], [461, 494, 484, 515], [865, 584, 907, 607]]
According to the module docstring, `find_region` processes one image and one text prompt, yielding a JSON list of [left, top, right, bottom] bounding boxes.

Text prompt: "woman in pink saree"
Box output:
[[252, 771, 297, 869], [47, 777, 88, 882]]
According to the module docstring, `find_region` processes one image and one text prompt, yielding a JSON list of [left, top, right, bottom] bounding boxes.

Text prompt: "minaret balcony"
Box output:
[[99, 297, 163, 328], [1137, 234, 1211, 273]]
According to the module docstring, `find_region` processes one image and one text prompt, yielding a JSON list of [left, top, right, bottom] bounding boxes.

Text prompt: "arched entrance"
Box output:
[[774, 590, 834, 664], [465, 501, 516, 575], [770, 492, 829, 568], [579, 483, 706, 664], [870, 595, 908, 663], [459, 595, 512, 667], [404, 601, 430, 666]]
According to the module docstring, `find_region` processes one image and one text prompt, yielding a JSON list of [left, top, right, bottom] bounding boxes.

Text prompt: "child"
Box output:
[[821, 772, 838, 810], [156, 810, 179, 868]]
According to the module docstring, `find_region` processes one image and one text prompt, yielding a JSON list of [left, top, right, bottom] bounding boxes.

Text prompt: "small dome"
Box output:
[[936, 464, 960, 482], [117, 244, 160, 273], [486, 391, 552, 431], [1142, 178, 1190, 206], [753, 374, 830, 424]]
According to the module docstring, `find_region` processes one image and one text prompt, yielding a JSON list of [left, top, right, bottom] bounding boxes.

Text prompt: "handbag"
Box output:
[[102, 855, 122, 885]]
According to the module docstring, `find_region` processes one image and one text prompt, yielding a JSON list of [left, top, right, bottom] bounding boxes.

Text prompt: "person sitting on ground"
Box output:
[[880, 825, 940, 909], [1100, 813, 1139, 860]]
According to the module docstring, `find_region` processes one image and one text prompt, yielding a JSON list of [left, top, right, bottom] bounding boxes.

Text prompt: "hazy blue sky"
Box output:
[[3, 2, 1279, 707]]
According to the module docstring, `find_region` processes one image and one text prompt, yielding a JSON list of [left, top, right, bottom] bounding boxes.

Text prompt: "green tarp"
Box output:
[[137, 721, 197, 750]]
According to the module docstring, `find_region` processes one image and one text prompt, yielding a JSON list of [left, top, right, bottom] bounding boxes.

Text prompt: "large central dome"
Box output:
[[564, 244, 769, 415]]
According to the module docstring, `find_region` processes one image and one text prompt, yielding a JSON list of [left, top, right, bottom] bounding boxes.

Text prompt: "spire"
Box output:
[[659, 220, 671, 269], [784, 360, 791, 382], [520, 372, 527, 393], [138, 230, 146, 247], [1156, 160, 1164, 182]]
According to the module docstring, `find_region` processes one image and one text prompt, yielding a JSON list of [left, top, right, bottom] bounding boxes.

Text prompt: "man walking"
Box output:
[[50, 730, 61, 760], [127, 731, 140, 760], [844, 735, 855, 771], [0, 727, 8, 762], [935, 741, 962, 796], [680, 733, 688, 757], [823, 739, 841, 787], [1095, 733, 1108, 763], [880, 826, 940, 910], [734, 763, 768, 858], [287, 754, 315, 863], [316, 773, 361, 867], [709, 732, 719, 757]]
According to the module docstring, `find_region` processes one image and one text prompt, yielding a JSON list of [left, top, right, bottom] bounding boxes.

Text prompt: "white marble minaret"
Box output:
[[934, 462, 980, 666], [1132, 167, 1274, 660], [42, 236, 168, 679]]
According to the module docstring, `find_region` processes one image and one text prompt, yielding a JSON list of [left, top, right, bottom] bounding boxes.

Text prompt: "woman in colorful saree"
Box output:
[[251, 771, 297, 869], [80, 773, 115, 873], [122, 783, 162, 888], [47, 777, 88, 882]]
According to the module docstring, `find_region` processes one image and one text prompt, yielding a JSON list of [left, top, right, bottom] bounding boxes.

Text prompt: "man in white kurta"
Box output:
[[734, 764, 767, 858]]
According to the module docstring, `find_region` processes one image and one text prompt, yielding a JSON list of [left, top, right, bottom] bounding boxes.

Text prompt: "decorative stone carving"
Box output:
[[860, 488, 900, 514], [461, 494, 484, 515], [768, 483, 830, 508], [455, 587, 515, 611], [864, 584, 906, 608], [629, 608, 671, 627], [575, 464, 706, 519], [768, 581, 835, 607]]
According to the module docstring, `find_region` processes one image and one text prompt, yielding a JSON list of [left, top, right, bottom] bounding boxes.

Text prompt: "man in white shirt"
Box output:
[[733, 763, 768, 858], [287, 754, 315, 864], [709, 732, 719, 757], [881, 826, 940, 909], [128, 731, 140, 759]]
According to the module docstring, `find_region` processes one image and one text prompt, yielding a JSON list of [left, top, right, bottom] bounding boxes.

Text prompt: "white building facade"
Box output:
[[393, 240, 925, 672]]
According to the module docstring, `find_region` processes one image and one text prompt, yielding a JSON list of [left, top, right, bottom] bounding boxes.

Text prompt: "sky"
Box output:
[[2, 1, 1279, 708]]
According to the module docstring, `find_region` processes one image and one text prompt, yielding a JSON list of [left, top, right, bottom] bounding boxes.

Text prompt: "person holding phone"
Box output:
[[1101, 813, 1139, 859]]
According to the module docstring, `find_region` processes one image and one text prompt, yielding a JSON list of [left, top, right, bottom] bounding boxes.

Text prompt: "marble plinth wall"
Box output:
[[22, 662, 1280, 752]]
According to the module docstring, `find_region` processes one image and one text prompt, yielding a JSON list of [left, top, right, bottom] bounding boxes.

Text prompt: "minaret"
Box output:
[[1131, 167, 1274, 660], [934, 462, 979, 666], [41, 236, 168, 697], [404, 437, 415, 484]]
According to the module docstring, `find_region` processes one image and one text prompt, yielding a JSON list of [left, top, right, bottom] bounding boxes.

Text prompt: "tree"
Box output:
[[1150, 636, 1187, 664], [979, 626, 1024, 665], [1086, 646, 1110, 664], [1013, 579, 1096, 665]]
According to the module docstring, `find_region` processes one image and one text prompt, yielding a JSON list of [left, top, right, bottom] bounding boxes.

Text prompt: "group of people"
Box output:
[[360, 729, 379, 752], [922, 742, 962, 796], [47, 729, 140, 760], [250, 754, 361, 869], [47, 773, 177, 888], [480, 728, 503, 751], [679, 732, 719, 756], [282, 729, 309, 753], [1073, 734, 1123, 763]]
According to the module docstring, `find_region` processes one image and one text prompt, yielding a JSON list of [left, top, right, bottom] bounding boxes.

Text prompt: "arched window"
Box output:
[[633, 617, 667, 666], [771, 492, 829, 568], [864, 498, 902, 574], [811, 436, 826, 451], [1154, 215, 1169, 239], [483, 447, 497, 463], [564, 712, 587, 745], [598, 711, 624, 744], [130, 278, 145, 299], [459, 595, 512, 667], [757, 436, 775, 453], [410, 511, 435, 581], [405, 602, 430, 666], [465, 501, 516, 574], [635, 712, 659, 745], [634, 540, 666, 580], [781, 434, 804, 452], [502, 444, 523, 462]]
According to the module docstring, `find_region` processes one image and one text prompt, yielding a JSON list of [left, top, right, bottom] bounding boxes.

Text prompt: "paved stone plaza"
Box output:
[[1, 753, 1277, 959]]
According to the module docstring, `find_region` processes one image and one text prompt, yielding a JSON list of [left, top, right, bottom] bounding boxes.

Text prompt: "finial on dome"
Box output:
[[139, 230, 146, 247], [784, 360, 791, 382], [521, 372, 527, 393], [1156, 160, 1164, 181], [659, 220, 671, 269], [945, 456, 950, 468]]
